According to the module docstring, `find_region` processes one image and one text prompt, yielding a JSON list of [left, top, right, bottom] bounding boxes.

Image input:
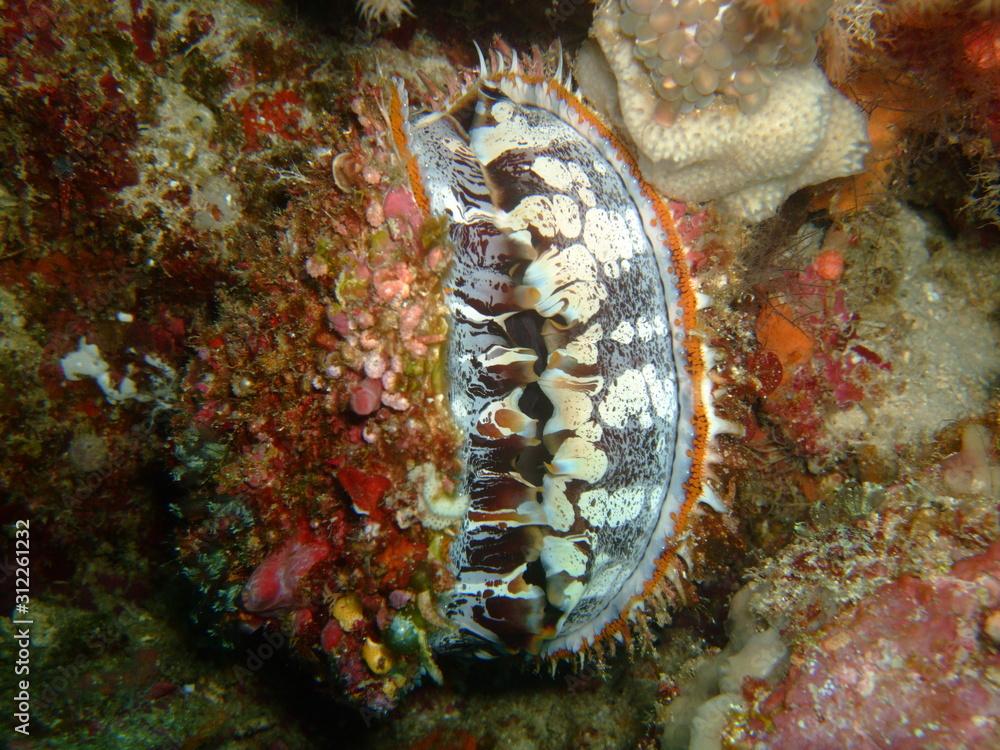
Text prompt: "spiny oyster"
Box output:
[[390, 53, 725, 658]]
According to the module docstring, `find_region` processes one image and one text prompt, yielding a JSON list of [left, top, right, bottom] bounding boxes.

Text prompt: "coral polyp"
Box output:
[[356, 0, 415, 27], [617, 0, 832, 118]]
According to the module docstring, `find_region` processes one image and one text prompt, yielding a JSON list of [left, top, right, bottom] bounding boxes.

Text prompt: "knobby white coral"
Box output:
[[356, 0, 414, 27], [580, 0, 870, 221]]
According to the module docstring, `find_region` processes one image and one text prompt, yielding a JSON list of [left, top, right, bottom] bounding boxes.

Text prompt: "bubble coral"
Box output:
[[580, 0, 869, 221]]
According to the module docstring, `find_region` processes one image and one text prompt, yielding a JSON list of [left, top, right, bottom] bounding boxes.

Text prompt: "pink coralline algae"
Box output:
[[241, 531, 331, 613], [382, 185, 422, 231], [337, 467, 392, 520], [753, 236, 888, 457], [349, 377, 384, 416], [737, 541, 1000, 748]]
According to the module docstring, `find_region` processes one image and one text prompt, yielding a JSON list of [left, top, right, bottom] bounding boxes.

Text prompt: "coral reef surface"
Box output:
[[0, 0, 997, 748]]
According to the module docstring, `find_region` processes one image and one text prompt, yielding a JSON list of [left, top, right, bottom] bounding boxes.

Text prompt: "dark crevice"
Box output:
[[504, 310, 550, 375], [500, 305, 556, 489], [513, 440, 551, 488], [517, 381, 553, 424], [522, 558, 547, 589]]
